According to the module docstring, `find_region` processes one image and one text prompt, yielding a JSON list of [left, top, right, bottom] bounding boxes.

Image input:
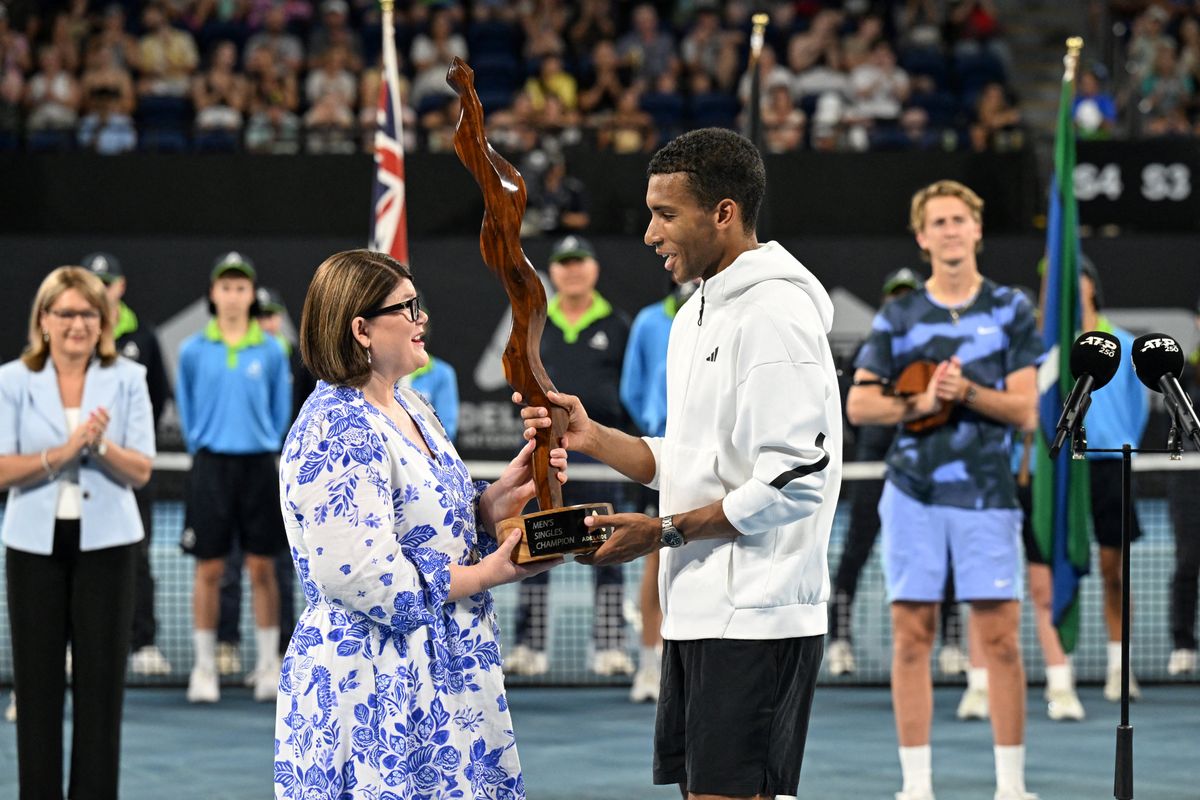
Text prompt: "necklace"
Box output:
[[931, 277, 983, 325]]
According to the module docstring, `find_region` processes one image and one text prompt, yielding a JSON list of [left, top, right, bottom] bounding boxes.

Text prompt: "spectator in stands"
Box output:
[[898, 106, 941, 150], [246, 0, 313, 31], [578, 38, 630, 117], [0, 266, 154, 799], [192, 40, 247, 136], [138, 1, 199, 98], [176, 252, 291, 704], [787, 8, 844, 76], [243, 4, 304, 76], [304, 42, 357, 152], [948, 0, 1010, 69], [850, 40, 910, 123], [507, 235, 635, 680], [792, 48, 852, 112], [92, 4, 140, 73], [617, 3, 677, 84], [524, 53, 578, 113], [81, 252, 174, 677], [1125, 4, 1173, 82], [182, 0, 252, 55], [522, 0, 569, 61], [568, 0, 617, 61], [842, 14, 885, 72], [77, 41, 137, 153], [896, 0, 942, 49], [244, 46, 301, 153], [680, 5, 725, 81], [596, 86, 655, 153], [742, 78, 806, 153], [359, 61, 417, 154], [0, 59, 21, 144], [735, 44, 791, 106], [1074, 64, 1117, 139], [418, 93, 462, 153], [0, 4, 32, 77], [1179, 16, 1200, 89], [1167, 298, 1200, 677], [308, 0, 363, 71], [24, 45, 80, 133], [970, 81, 1023, 152], [486, 89, 540, 152], [524, 146, 590, 236], [47, 10, 83, 74], [409, 5, 466, 112], [1138, 41, 1193, 137]]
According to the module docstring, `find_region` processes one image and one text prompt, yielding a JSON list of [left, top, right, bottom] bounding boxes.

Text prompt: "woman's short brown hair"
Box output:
[[300, 249, 413, 387], [23, 266, 117, 371]]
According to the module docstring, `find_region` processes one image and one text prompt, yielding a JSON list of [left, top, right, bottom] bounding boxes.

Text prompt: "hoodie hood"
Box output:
[[703, 241, 835, 334]]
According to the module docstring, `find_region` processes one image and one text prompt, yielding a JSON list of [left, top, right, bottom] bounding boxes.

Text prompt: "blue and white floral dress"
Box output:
[[274, 381, 525, 800]]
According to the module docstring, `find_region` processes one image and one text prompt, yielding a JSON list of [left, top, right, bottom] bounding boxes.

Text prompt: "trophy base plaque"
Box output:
[[500, 503, 615, 564]]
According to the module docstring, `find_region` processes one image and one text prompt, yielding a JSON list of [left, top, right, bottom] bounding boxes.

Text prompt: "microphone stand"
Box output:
[[1075, 433, 1182, 800]]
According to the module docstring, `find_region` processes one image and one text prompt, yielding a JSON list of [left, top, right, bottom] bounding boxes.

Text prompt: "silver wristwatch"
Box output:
[[660, 515, 684, 548]]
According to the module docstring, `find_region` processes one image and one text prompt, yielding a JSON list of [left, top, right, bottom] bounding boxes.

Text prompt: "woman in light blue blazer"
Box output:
[[0, 266, 155, 800]]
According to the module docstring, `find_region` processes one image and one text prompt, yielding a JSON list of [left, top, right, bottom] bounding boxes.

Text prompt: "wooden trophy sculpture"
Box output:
[[447, 57, 613, 563]]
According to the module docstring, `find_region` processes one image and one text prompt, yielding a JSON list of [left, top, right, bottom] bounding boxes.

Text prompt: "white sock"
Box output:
[[256, 627, 281, 670], [968, 667, 989, 691], [193, 629, 217, 673], [994, 744, 1027, 795], [1046, 663, 1073, 693], [899, 745, 932, 794], [1108, 641, 1123, 671]]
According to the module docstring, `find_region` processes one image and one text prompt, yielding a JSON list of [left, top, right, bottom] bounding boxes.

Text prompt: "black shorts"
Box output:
[[653, 635, 823, 797], [181, 450, 285, 560], [1088, 459, 1143, 549]]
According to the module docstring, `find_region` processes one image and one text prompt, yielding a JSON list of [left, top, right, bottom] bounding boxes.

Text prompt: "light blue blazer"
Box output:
[[0, 356, 156, 555]]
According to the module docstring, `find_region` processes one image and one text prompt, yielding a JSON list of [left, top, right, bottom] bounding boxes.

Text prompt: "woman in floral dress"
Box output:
[[275, 250, 565, 799]]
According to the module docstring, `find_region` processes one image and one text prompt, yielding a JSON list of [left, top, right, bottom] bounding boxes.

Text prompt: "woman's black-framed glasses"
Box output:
[[361, 295, 421, 322]]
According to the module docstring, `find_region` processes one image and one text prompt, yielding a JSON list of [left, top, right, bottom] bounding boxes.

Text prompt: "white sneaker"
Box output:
[[956, 686, 989, 720], [592, 648, 636, 677], [1168, 648, 1198, 675], [827, 639, 856, 676], [1046, 687, 1085, 721], [254, 659, 280, 702], [630, 661, 660, 703], [130, 645, 173, 676], [937, 644, 970, 676], [895, 790, 935, 800], [1103, 665, 1141, 702], [4, 692, 15, 723], [186, 666, 220, 703], [505, 644, 548, 676], [995, 791, 1039, 800], [216, 642, 242, 676]]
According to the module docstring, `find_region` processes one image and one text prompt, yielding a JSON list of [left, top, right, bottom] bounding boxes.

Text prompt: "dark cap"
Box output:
[[882, 267, 922, 296], [211, 251, 257, 282], [549, 235, 595, 264], [256, 286, 286, 315], [81, 252, 123, 283]]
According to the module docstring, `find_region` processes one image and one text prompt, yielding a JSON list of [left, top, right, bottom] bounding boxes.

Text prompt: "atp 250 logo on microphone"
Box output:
[[1081, 335, 1119, 357], [1139, 337, 1181, 354]]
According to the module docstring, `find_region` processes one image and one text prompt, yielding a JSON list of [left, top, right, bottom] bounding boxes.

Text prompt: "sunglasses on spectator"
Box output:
[[360, 295, 421, 322]]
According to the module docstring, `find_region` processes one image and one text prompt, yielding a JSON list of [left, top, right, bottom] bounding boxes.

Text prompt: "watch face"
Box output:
[[661, 527, 684, 548]]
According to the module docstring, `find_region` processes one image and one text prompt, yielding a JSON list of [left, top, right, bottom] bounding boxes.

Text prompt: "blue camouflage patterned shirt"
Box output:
[[855, 278, 1042, 510]]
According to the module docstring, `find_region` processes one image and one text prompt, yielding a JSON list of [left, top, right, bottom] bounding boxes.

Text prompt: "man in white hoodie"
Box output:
[[520, 127, 842, 800]]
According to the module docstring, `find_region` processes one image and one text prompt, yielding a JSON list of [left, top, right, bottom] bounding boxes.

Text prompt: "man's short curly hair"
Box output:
[[647, 128, 765, 233]]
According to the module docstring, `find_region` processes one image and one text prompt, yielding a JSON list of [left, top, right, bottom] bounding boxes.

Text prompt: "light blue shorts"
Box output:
[[879, 481, 1023, 603]]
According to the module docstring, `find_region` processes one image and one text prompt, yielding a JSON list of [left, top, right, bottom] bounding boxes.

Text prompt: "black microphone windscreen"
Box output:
[[1131, 333, 1185, 392], [1069, 331, 1121, 389]]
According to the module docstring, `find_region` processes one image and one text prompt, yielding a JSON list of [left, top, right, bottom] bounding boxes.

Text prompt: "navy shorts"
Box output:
[[653, 635, 823, 797], [181, 450, 286, 559]]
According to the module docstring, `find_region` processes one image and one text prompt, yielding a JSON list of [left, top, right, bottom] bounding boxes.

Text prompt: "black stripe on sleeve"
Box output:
[[769, 433, 829, 489]]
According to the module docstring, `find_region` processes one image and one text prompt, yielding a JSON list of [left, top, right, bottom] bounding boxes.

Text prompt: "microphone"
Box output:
[[1131, 333, 1200, 451], [1050, 331, 1122, 457]]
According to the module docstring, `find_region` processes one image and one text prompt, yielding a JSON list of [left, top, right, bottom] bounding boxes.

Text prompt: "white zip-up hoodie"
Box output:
[[643, 241, 843, 640]]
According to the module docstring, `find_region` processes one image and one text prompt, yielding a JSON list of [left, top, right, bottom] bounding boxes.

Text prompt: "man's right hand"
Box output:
[[513, 390, 594, 452]]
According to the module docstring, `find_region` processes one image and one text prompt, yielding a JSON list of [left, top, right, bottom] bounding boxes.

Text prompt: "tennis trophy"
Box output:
[[447, 57, 613, 563]]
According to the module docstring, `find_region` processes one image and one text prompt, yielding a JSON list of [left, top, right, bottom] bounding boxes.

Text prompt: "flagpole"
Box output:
[[380, 0, 403, 143]]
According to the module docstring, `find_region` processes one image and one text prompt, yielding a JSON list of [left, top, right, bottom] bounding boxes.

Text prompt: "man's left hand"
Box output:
[[577, 512, 661, 566]]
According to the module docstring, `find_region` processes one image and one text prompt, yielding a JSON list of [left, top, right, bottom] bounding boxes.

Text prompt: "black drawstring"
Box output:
[[698, 290, 705, 326]]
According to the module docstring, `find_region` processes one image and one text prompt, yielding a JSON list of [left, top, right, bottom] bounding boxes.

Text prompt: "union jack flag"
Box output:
[[370, 15, 408, 264]]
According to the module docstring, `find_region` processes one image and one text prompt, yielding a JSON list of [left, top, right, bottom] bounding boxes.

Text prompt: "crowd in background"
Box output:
[[0, 0, 1022, 154]]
